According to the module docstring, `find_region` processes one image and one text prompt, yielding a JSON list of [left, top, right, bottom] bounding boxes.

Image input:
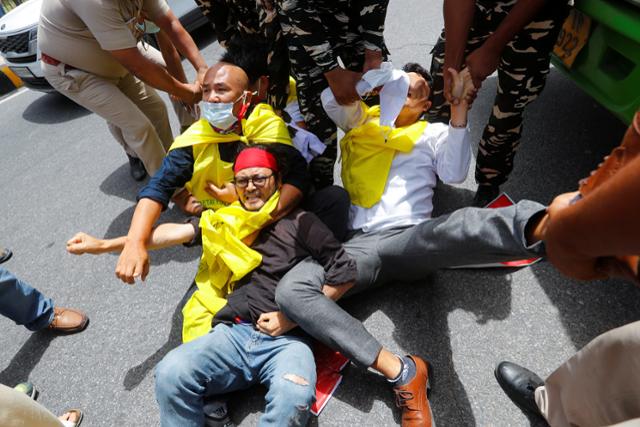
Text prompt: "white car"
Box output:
[[0, 0, 207, 91]]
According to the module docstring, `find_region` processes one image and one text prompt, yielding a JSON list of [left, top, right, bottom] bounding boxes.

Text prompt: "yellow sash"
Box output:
[[287, 76, 298, 105], [169, 103, 292, 210], [181, 192, 280, 343], [340, 104, 427, 208]]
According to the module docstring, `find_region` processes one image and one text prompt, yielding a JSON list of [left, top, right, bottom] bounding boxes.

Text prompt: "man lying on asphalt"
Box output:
[[68, 145, 423, 425], [272, 63, 550, 427]]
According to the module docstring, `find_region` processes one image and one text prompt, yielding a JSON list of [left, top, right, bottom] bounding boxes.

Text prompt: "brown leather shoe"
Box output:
[[47, 307, 89, 334], [393, 355, 433, 427]]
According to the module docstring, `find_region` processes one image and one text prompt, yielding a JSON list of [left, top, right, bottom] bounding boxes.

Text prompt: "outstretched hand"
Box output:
[[66, 232, 103, 255]]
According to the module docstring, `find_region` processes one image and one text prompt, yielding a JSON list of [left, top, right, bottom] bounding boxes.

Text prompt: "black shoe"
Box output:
[[0, 247, 12, 264], [127, 155, 148, 181], [204, 399, 235, 427], [494, 361, 544, 417], [472, 185, 500, 207]]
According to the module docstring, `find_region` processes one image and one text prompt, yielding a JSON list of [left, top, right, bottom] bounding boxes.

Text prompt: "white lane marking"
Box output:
[[0, 88, 28, 106]]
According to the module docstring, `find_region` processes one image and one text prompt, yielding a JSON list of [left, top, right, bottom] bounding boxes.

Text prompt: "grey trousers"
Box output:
[[536, 321, 640, 427], [276, 200, 546, 367]]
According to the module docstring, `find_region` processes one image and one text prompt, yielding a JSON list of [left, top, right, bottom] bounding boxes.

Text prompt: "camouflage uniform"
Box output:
[[277, 0, 389, 187], [195, 0, 290, 111], [427, 0, 570, 187]]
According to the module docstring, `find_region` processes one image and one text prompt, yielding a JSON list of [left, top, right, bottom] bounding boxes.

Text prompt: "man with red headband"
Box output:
[[114, 37, 316, 286], [67, 145, 355, 425]]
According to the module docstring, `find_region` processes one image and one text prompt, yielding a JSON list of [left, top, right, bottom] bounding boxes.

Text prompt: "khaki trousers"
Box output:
[[0, 383, 63, 427], [43, 60, 173, 176], [535, 321, 640, 427]]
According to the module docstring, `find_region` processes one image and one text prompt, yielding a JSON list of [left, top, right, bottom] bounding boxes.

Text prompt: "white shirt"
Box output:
[[321, 88, 472, 233]]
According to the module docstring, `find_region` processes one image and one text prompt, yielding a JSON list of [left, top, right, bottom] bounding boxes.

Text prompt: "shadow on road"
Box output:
[[99, 163, 148, 203], [532, 266, 640, 356], [0, 332, 56, 386], [123, 284, 195, 390], [22, 92, 90, 124], [331, 267, 514, 426]]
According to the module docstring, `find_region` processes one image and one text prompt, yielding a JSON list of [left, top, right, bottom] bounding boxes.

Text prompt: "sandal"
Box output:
[[59, 409, 83, 427], [0, 247, 12, 264]]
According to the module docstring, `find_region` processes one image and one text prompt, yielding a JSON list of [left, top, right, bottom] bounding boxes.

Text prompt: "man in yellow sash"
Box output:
[[114, 39, 316, 285], [67, 146, 357, 425], [273, 64, 554, 427]]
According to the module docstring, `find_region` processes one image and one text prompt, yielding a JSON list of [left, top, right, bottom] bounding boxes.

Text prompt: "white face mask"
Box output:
[[201, 91, 255, 131], [201, 101, 238, 131]]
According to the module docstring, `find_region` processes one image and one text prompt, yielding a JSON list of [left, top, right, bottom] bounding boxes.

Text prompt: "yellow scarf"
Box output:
[[287, 76, 298, 105], [181, 191, 280, 343], [169, 103, 292, 210], [340, 104, 427, 208]]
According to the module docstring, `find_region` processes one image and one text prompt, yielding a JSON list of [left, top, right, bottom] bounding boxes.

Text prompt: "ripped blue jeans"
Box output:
[[155, 323, 316, 427]]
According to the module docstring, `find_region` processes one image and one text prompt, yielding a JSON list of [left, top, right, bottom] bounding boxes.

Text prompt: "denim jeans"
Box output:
[[0, 267, 54, 331], [155, 323, 316, 427]]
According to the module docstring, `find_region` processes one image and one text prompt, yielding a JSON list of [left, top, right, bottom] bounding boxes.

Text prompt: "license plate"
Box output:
[[9, 66, 34, 79], [553, 9, 592, 69]]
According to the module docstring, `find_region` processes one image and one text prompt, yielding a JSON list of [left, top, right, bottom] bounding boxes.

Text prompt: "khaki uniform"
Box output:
[[38, 0, 174, 176], [0, 384, 65, 427], [535, 321, 640, 427]]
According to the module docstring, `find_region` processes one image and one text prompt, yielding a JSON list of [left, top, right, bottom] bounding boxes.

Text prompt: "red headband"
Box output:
[[234, 148, 279, 173]]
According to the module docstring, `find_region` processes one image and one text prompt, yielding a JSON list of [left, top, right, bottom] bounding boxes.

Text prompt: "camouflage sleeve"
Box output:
[[276, 0, 339, 73], [257, 1, 290, 110], [353, 0, 389, 51]]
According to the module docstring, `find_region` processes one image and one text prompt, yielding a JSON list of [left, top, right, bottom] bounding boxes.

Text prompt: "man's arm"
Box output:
[[268, 144, 311, 221], [432, 68, 474, 183], [67, 223, 196, 255], [465, 0, 549, 87], [544, 156, 640, 280], [320, 88, 366, 132], [352, 0, 389, 72], [153, 9, 208, 83], [115, 198, 163, 284], [110, 47, 201, 104], [442, 0, 475, 103], [155, 30, 188, 85]]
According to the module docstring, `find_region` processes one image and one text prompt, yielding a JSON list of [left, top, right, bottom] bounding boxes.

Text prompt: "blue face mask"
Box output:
[[201, 101, 238, 131]]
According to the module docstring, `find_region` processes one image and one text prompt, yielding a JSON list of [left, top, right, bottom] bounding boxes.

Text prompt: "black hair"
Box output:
[[402, 62, 433, 102], [233, 144, 288, 180], [219, 35, 268, 84]]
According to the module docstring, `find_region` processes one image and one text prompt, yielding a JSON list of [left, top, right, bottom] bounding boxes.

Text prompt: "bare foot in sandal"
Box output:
[[58, 409, 83, 427]]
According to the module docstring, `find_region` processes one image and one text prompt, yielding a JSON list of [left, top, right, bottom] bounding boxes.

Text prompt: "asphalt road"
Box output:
[[0, 0, 637, 426]]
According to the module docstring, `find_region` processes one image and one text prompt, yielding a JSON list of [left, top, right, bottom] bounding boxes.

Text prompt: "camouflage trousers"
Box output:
[[278, 3, 387, 187], [427, 0, 570, 187]]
